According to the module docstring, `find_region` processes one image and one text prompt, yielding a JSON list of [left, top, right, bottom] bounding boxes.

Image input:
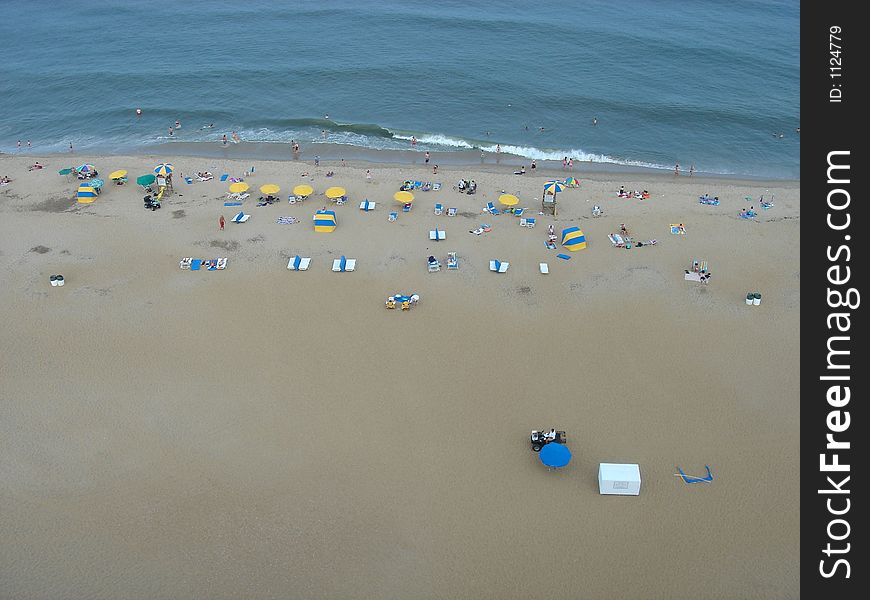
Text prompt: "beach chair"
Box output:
[[608, 233, 625, 247], [288, 255, 311, 271], [413, 181, 423, 189], [179, 257, 192, 269], [429, 229, 446, 241], [231, 211, 250, 223], [670, 224, 686, 234], [676, 465, 714, 484], [447, 252, 458, 269], [432, 182, 442, 191], [219, 174, 229, 182], [489, 260, 509, 273], [446, 207, 457, 217], [514, 207, 525, 217], [556, 254, 571, 261], [216, 258, 227, 270], [592, 205, 602, 217], [336, 196, 347, 205], [359, 199, 375, 211], [539, 262, 549, 274], [525, 217, 536, 228], [388, 211, 398, 221], [434, 203, 444, 215], [485, 201, 500, 215], [519, 218, 527, 227], [332, 256, 356, 272], [184, 176, 193, 184], [427, 257, 441, 272], [190, 259, 203, 271], [403, 203, 412, 213]]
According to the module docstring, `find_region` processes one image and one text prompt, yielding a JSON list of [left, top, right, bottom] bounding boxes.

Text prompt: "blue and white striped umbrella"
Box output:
[[154, 163, 174, 175], [544, 180, 565, 195]]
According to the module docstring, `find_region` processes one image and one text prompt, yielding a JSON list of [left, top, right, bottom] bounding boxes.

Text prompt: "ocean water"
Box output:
[[0, 0, 800, 179]]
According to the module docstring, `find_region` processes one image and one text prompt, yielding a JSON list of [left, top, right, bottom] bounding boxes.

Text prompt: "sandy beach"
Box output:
[[1, 153, 800, 599]]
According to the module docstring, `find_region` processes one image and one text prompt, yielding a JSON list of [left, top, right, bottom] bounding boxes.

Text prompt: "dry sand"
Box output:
[[1, 153, 800, 599]]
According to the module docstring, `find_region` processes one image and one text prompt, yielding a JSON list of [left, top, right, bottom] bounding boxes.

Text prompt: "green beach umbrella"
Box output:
[[58, 168, 72, 175], [136, 174, 156, 187]]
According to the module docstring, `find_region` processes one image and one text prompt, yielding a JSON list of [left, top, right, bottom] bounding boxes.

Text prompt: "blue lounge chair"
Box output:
[[402, 203, 412, 213], [190, 259, 203, 271], [514, 207, 525, 217], [677, 465, 713, 483], [485, 201, 500, 215], [489, 260, 509, 273], [524, 217, 536, 227], [434, 203, 444, 215], [184, 176, 193, 184], [220, 173, 229, 182], [389, 211, 398, 221]]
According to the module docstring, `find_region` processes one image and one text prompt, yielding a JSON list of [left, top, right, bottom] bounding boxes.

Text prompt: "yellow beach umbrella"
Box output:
[[499, 193, 519, 206], [229, 182, 249, 193], [394, 190, 414, 203], [260, 184, 280, 195], [326, 186, 347, 199], [109, 169, 127, 180], [293, 184, 313, 197]]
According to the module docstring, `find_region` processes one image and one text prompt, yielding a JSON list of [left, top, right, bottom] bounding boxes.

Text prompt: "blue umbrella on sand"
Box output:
[[539, 443, 572, 468]]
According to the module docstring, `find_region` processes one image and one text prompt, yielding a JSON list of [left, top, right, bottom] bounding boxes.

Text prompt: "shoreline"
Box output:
[[4, 143, 800, 186]]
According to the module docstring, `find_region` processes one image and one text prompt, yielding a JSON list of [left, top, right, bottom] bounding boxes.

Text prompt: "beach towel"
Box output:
[[219, 174, 229, 182], [224, 201, 243, 207], [556, 254, 571, 261], [760, 202, 773, 210], [184, 177, 193, 184], [190, 259, 203, 271], [608, 233, 625, 247], [670, 224, 686, 234], [544, 241, 556, 250], [276, 216, 298, 224], [539, 263, 549, 274]]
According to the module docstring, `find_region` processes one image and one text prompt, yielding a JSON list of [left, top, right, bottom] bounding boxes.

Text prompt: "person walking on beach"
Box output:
[[366, 169, 372, 182], [433, 164, 438, 174], [568, 158, 574, 170], [411, 136, 417, 146], [562, 156, 567, 170], [531, 159, 536, 171], [314, 155, 320, 167], [219, 215, 225, 231], [424, 151, 430, 164], [689, 164, 695, 177], [674, 162, 680, 176]]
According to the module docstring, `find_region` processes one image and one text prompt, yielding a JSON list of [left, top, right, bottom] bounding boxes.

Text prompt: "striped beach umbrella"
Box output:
[[561, 227, 587, 250], [77, 184, 98, 203], [313, 209, 337, 232], [259, 184, 280, 195], [229, 182, 249, 193], [498, 193, 519, 206], [326, 186, 347, 199], [394, 190, 414, 203], [154, 163, 173, 175], [563, 177, 579, 187], [293, 184, 313, 197], [76, 164, 96, 174], [109, 169, 127, 180], [544, 180, 565, 195]]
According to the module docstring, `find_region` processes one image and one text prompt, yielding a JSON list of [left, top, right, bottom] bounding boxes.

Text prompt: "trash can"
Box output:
[[746, 293, 753, 305], [56, 275, 65, 287], [753, 292, 761, 305], [50, 275, 58, 287]]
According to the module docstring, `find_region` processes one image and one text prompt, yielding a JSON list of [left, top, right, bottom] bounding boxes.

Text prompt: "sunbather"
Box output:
[[0, 175, 12, 184], [28, 162, 44, 171]]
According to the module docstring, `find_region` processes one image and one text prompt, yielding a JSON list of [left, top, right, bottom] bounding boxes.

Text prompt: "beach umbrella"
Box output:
[[539, 443, 572, 468], [564, 177, 579, 187], [109, 169, 127, 180], [293, 184, 313, 197], [259, 184, 280, 195], [89, 178, 105, 189], [77, 184, 98, 203], [136, 174, 156, 187], [58, 168, 73, 176], [76, 164, 96, 174], [561, 226, 587, 250], [313, 209, 337, 232], [326, 186, 347, 199], [229, 182, 249, 193], [498, 193, 519, 206], [154, 163, 173, 175], [394, 190, 414, 204], [544, 180, 564, 195]]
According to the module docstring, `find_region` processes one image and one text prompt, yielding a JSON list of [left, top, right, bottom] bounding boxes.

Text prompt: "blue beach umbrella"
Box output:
[[539, 443, 572, 468], [89, 178, 105, 189], [154, 163, 173, 175]]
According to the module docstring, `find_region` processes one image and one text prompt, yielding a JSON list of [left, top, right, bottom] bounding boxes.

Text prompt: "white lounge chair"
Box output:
[[489, 260, 509, 273], [359, 200, 376, 211], [179, 257, 192, 269], [287, 256, 311, 271], [447, 252, 458, 269], [429, 229, 446, 241], [539, 262, 549, 274], [447, 207, 457, 216], [332, 256, 356, 272], [427, 258, 441, 272], [231, 211, 250, 223]]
